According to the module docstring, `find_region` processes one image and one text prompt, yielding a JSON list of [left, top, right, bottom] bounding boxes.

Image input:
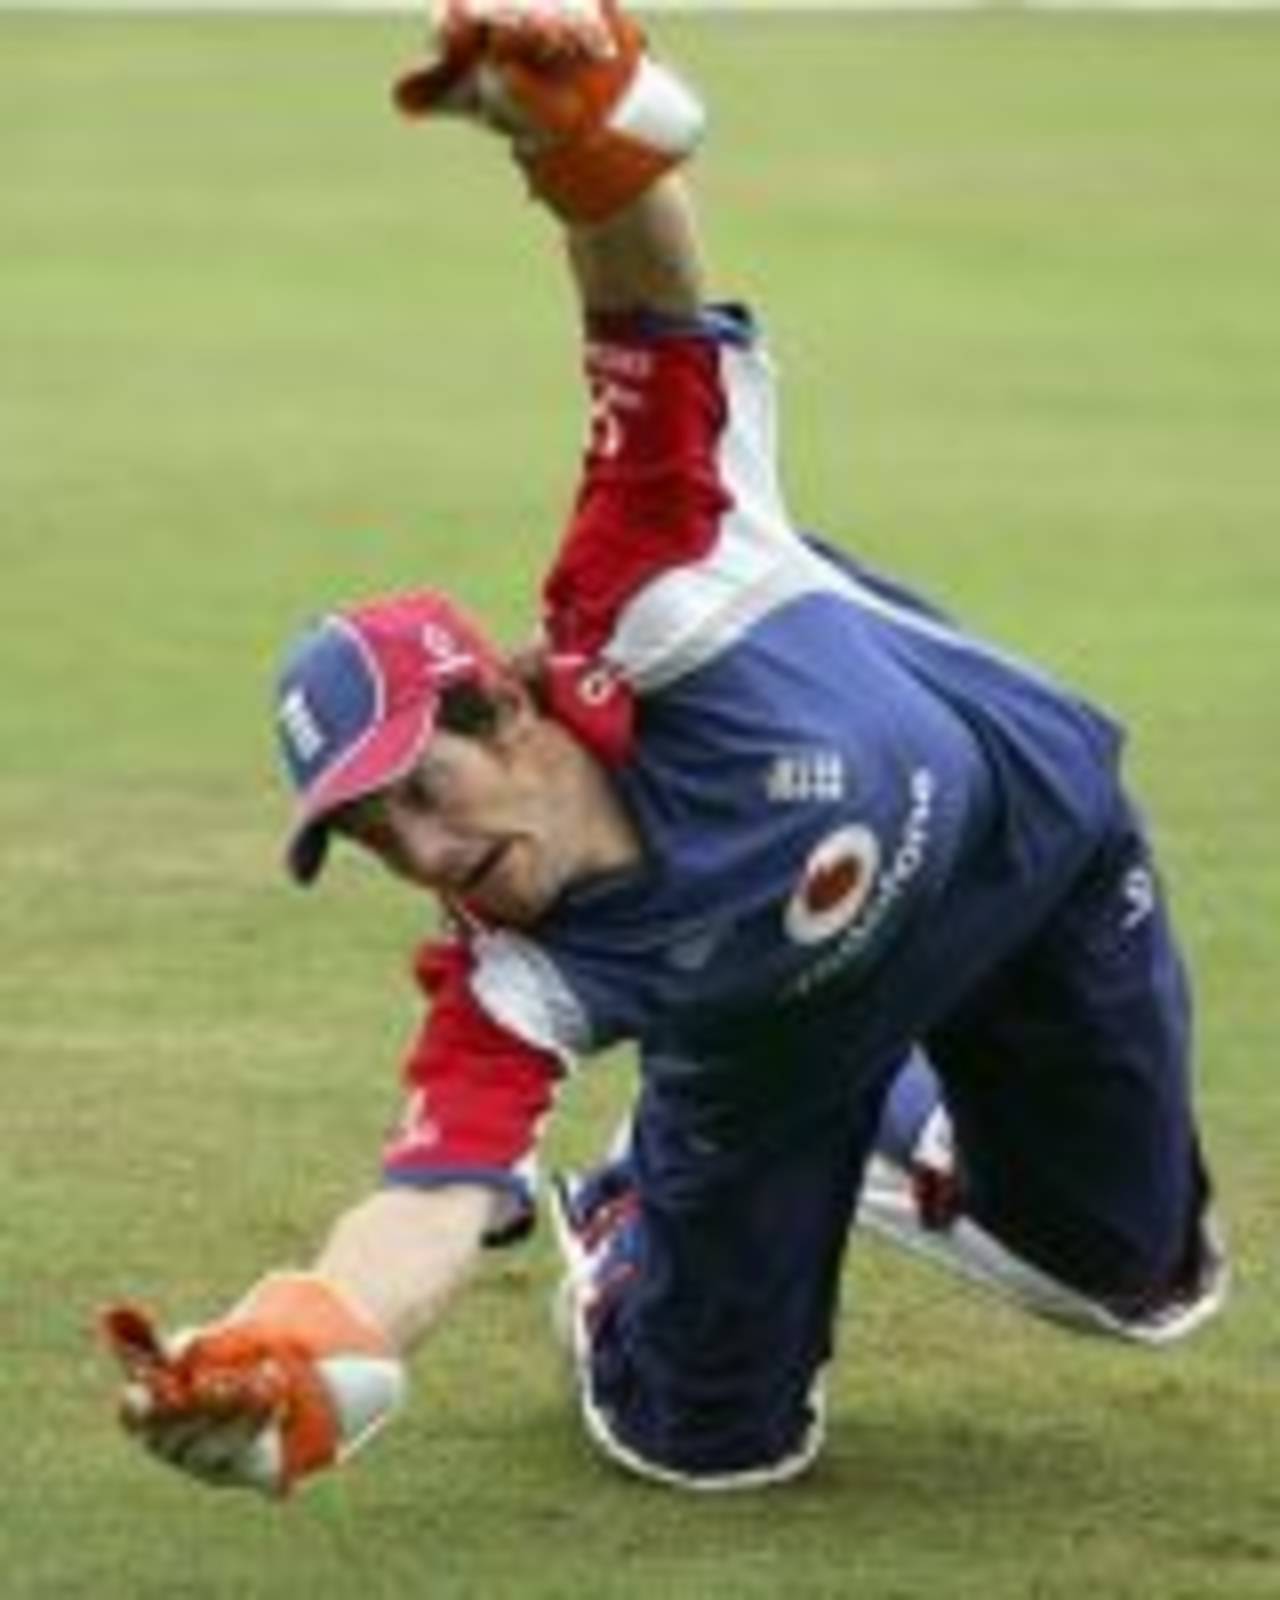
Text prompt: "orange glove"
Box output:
[[102, 1273, 405, 1497], [393, 0, 706, 224]]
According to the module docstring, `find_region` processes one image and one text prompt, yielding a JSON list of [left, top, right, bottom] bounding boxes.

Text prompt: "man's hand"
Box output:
[[101, 1273, 405, 1497], [393, 0, 705, 223]]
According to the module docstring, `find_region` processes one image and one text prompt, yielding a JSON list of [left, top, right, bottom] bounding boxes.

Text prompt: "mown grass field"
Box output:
[[3, 11, 1278, 1598]]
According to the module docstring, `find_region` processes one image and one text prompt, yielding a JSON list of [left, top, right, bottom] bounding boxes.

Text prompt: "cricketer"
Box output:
[[104, 0, 1227, 1494]]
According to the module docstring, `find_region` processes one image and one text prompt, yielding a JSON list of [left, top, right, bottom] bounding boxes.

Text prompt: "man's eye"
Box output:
[[402, 772, 439, 813]]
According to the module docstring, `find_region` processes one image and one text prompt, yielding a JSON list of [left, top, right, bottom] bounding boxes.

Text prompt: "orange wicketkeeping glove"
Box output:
[[393, 0, 706, 224], [101, 1273, 405, 1497]]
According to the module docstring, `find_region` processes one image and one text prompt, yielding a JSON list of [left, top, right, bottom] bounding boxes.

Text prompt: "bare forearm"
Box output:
[[566, 173, 706, 317], [315, 1184, 497, 1353]]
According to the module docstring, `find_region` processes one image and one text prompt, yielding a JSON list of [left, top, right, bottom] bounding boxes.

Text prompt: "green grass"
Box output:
[[3, 13, 1279, 1598]]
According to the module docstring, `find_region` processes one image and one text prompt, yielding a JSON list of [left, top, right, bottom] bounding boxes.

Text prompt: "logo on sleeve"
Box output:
[[785, 826, 881, 945], [384, 1086, 441, 1162]]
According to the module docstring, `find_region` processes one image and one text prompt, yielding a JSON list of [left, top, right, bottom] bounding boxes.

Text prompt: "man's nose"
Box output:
[[395, 814, 474, 889]]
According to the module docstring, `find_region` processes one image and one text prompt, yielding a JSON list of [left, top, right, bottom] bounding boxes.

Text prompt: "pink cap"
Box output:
[[275, 591, 502, 884]]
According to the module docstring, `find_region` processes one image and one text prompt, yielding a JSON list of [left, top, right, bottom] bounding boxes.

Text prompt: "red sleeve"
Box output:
[[381, 941, 561, 1226], [542, 316, 733, 658]]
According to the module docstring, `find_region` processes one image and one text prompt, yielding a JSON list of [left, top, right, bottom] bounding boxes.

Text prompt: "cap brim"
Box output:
[[284, 701, 436, 886]]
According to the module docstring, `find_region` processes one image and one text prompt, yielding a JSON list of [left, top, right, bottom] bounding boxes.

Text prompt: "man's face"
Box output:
[[330, 701, 582, 927]]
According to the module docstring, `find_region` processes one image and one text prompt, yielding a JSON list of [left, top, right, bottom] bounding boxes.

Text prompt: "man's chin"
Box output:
[[460, 892, 545, 929], [459, 855, 554, 929]]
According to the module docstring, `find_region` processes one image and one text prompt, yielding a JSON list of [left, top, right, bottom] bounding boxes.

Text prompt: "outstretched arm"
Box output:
[[102, 939, 561, 1500], [565, 174, 706, 318], [315, 1184, 496, 1351]]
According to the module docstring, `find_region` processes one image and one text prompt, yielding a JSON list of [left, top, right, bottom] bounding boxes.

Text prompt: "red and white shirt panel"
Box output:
[[544, 311, 820, 692], [381, 940, 563, 1240]]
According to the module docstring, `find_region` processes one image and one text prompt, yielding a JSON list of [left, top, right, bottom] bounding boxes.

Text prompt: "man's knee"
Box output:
[[575, 1347, 827, 1491], [550, 1167, 829, 1489], [859, 1145, 1229, 1348]]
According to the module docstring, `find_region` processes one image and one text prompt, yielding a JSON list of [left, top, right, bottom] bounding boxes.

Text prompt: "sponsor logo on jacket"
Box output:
[[785, 767, 936, 997]]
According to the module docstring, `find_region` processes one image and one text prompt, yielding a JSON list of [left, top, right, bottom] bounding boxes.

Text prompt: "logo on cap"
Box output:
[[419, 622, 475, 678], [278, 687, 327, 766]]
